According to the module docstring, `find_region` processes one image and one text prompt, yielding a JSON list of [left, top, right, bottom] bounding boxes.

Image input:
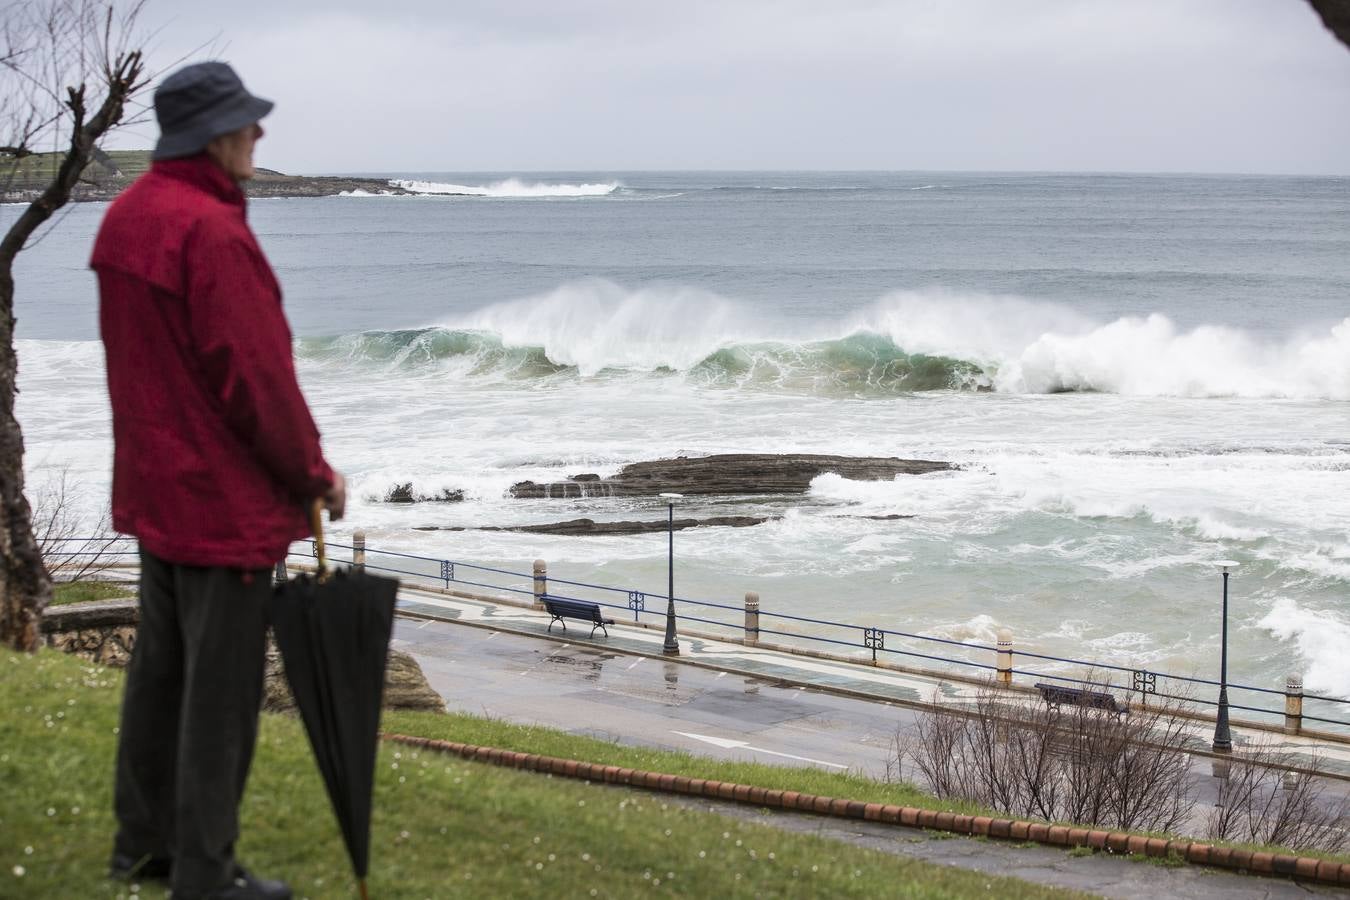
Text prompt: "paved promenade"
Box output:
[[390, 583, 1350, 898], [392, 582, 1350, 779]]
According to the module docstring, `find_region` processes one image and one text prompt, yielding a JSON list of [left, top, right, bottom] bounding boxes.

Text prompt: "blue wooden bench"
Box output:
[[542, 595, 614, 638], [1035, 682, 1128, 717]]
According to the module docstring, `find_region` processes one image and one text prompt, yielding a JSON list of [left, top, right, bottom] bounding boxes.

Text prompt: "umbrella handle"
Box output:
[[310, 498, 330, 582], [359, 878, 369, 900]]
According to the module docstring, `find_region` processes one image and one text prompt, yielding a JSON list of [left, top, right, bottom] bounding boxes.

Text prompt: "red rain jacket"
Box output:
[[91, 155, 333, 569]]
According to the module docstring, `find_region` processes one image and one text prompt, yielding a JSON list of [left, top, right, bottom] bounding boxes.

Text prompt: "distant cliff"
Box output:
[[0, 149, 419, 202]]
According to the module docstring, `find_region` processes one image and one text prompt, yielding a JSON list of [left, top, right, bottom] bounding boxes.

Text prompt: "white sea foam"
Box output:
[[449, 280, 758, 376], [391, 178, 619, 198], [998, 314, 1350, 398], [846, 290, 1095, 366], [1257, 598, 1350, 698], [929, 614, 1002, 644]]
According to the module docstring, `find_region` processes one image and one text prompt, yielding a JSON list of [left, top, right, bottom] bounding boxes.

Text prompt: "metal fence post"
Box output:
[[533, 559, 548, 608], [996, 628, 1013, 686], [744, 591, 760, 646], [1285, 673, 1304, 735], [352, 530, 366, 571]]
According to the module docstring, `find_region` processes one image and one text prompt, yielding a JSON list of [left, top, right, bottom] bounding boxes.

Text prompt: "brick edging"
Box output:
[[381, 732, 1350, 887]]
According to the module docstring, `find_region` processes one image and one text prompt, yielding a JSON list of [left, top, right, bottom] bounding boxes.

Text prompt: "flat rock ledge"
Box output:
[[509, 453, 952, 499], [416, 515, 773, 535]]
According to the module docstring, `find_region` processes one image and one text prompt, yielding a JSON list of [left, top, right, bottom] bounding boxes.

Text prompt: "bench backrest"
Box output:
[[543, 597, 603, 622], [1035, 683, 1124, 713]]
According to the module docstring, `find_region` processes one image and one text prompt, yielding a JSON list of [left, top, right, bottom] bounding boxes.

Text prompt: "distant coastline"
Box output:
[[1, 149, 422, 202]]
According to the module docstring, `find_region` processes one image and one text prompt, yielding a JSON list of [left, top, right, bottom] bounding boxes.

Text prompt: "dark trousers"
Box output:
[[113, 549, 271, 894]]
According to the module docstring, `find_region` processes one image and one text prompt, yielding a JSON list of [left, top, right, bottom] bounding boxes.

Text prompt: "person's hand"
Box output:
[[324, 471, 347, 522]]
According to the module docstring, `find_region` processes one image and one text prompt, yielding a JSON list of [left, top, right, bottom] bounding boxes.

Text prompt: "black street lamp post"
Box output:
[[1212, 560, 1239, 753], [660, 493, 683, 656]]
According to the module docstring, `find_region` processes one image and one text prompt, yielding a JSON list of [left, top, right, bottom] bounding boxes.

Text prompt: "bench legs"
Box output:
[[548, 615, 566, 633], [589, 622, 608, 638]]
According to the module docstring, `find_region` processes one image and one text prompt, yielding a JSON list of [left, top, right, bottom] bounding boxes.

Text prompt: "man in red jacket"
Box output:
[[91, 62, 343, 900]]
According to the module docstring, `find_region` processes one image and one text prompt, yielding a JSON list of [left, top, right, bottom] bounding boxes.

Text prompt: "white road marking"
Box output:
[[672, 730, 848, 769], [417, 619, 433, 629], [716, 672, 727, 679], [627, 658, 646, 670]]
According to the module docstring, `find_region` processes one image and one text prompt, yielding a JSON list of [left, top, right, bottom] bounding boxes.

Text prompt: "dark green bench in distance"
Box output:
[[542, 595, 615, 638], [1034, 682, 1128, 717]]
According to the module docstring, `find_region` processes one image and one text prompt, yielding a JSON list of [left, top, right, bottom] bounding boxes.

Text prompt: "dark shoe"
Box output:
[[198, 866, 291, 900], [109, 851, 173, 881]]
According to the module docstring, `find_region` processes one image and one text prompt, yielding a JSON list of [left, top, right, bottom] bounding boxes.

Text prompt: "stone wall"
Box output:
[[41, 598, 444, 713], [42, 599, 139, 666]]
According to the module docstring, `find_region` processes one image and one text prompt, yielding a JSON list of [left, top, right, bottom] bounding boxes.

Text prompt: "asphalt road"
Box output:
[[394, 615, 915, 777]]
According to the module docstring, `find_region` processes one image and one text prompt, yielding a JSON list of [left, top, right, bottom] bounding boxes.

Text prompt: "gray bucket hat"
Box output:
[[152, 62, 273, 161]]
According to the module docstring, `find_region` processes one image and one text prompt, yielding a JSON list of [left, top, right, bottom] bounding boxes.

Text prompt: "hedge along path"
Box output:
[[382, 732, 1350, 888]]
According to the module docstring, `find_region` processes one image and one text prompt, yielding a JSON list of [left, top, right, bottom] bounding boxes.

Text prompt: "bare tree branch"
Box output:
[[1308, 0, 1350, 52], [0, 0, 150, 651]]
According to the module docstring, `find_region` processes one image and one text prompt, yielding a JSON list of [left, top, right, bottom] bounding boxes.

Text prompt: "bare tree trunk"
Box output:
[[0, 264, 49, 650], [0, 47, 142, 651]]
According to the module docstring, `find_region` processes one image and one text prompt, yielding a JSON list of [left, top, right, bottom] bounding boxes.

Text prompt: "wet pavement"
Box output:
[[392, 583, 1350, 779], [389, 584, 1350, 898]]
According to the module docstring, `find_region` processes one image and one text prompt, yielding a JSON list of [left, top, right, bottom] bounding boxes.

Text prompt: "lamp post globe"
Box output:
[[660, 493, 684, 656], [1212, 560, 1240, 753]]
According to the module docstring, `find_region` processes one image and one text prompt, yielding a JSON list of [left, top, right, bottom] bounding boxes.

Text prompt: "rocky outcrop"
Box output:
[[244, 170, 418, 199], [0, 154, 424, 202], [383, 483, 465, 504], [416, 515, 773, 535], [509, 453, 951, 499], [263, 646, 444, 714]]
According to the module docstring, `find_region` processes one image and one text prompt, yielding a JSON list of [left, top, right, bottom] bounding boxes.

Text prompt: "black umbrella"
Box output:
[[271, 503, 399, 900]]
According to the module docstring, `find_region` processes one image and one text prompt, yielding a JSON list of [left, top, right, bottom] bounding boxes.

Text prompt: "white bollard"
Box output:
[[744, 591, 760, 646], [996, 628, 1013, 686], [533, 559, 548, 608]]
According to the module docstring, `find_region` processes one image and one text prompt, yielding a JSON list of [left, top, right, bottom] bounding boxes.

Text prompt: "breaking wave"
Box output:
[[1258, 598, 1350, 697], [296, 283, 1350, 400], [297, 328, 983, 393], [390, 178, 619, 198]]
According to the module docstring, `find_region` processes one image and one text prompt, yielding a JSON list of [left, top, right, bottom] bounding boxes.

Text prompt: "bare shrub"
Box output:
[[1207, 744, 1350, 854], [31, 467, 119, 582], [901, 678, 1197, 833]]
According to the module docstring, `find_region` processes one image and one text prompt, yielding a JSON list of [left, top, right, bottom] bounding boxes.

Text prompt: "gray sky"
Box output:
[[109, 0, 1350, 174]]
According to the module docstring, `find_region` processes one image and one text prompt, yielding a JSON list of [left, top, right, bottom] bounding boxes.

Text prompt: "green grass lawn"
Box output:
[[387, 701, 1350, 867], [1, 149, 148, 191], [384, 709, 981, 815], [1, 648, 1094, 899], [50, 581, 134, 607]]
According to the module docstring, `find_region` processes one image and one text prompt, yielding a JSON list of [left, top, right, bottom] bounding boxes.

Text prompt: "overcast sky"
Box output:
[[108, 0, 1350, 175]]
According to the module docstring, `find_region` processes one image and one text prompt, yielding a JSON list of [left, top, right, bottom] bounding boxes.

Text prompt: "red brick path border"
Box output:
[[381, 732, 1350, 887]]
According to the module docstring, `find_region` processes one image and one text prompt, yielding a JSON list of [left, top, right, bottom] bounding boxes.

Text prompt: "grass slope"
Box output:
[[50, 581, 134, 607], [1, 648, 1092, 899], [387, 705, 1350, 867]]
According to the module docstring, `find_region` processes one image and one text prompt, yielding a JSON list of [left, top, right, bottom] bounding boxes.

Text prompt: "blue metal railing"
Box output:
[[298, 537, 1350, 730], [47, 534, 1350, 730]]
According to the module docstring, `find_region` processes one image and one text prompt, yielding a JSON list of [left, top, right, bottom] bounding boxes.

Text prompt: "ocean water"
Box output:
[[9, 171, 1350, 704]]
